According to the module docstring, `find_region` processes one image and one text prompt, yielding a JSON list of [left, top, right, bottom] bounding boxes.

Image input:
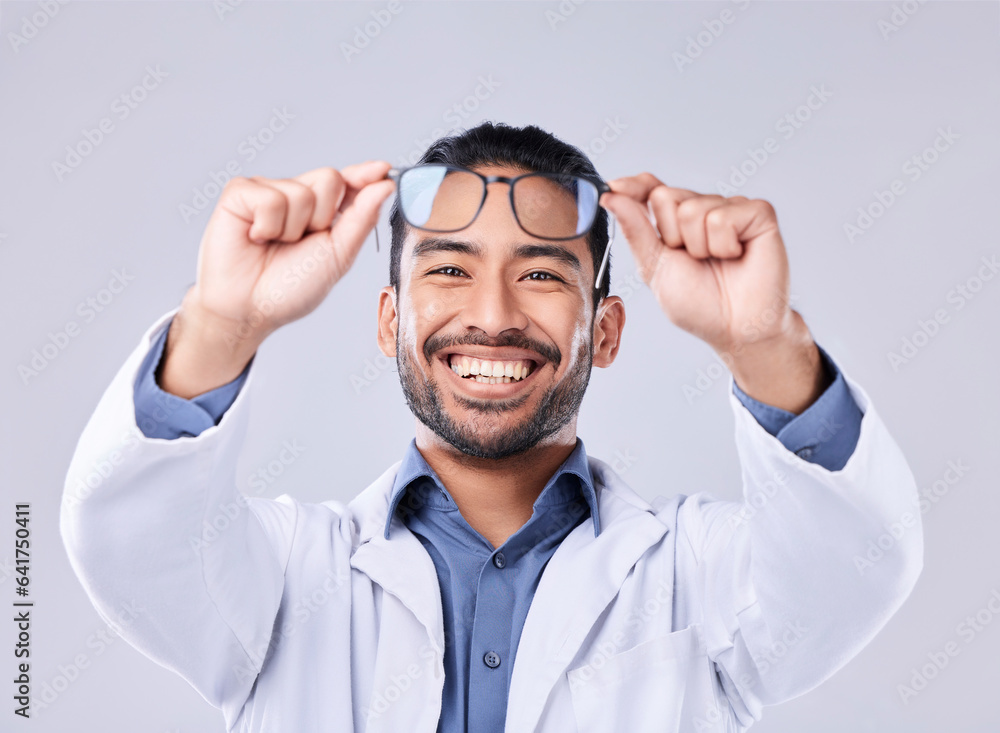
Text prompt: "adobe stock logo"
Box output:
[[671, 0, 751, 72], [886, 254, 998, 372], [51, 65, 169, 183], [715, 86, 832, 196], [18, 268, 135, 385], [897, 586, 1000, 704], [7, 0, 71, 54], [582, 117, 627, 162], [844, 126, 960, 244], [878, 0, 928, 40], [178, 106, 296, 223], [340, 0, 404, 63]]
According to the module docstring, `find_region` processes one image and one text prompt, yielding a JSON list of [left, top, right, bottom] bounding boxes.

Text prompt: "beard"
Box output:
[[395, 328, 593, 460]]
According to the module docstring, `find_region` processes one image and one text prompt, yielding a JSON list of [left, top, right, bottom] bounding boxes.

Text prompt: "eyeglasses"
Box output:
[[383, 164, 616, 291]]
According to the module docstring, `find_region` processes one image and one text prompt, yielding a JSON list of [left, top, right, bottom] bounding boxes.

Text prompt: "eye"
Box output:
[[429, 266, 468, 278], [523, 271, 563, 282]]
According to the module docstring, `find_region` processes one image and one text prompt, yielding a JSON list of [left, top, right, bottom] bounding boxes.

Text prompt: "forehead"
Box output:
[[470, 162, 530, 176]]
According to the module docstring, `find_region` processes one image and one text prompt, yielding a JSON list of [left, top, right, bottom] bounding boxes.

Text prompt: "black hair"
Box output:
[[388, 121, 611, 308]]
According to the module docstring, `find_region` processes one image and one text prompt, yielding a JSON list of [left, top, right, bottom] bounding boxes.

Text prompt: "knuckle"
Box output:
[[752, 198, 776, 217], [260, 186, 287, 211], [317, 167, 345, 193], [317, 166, 342, 184], [675, 197, 699, 220], [648, 185, 672, 205], [291, 180, 316, 204], [705, 207, 728, 228]]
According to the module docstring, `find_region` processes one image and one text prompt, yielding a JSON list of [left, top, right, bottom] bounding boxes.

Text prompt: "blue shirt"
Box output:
[[386, 436, 597, 731], [133, 317, 863, 730]]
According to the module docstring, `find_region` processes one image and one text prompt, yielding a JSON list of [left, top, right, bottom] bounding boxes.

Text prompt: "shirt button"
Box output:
[[796, 446, 815, 460], [493, 552, 506, 569], [483, 651, 501, 668]]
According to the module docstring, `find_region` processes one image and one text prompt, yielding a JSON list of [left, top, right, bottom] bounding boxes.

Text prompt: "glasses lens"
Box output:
[[512, 174, 599, 239], [398, 165, 484, 232]]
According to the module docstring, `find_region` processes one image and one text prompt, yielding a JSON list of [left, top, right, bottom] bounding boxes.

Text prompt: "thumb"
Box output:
[[601, 191, 681, 285], [327, 178, 397, 266]]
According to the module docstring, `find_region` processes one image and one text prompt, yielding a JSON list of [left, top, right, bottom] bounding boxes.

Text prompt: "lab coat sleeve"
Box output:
[[677, 369, 923, 725], [133, 314, 252, 439], [60, 309, 298, 724]]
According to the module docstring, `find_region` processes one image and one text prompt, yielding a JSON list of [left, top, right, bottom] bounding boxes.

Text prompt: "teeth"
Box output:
[[449, 355, 535, 382]]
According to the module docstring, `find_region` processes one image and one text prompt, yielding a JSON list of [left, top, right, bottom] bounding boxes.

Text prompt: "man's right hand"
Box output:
[[159, 161, 396, 399]]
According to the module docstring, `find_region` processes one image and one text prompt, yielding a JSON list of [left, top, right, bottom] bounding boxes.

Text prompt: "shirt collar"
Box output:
[[384, 437, 601, 540]]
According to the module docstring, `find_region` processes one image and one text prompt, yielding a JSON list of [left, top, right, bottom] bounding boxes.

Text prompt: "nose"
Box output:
[[458, 271, 530, 338]]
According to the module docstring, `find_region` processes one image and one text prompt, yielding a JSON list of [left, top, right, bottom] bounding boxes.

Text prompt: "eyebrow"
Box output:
[[412, 237, 582, 273]]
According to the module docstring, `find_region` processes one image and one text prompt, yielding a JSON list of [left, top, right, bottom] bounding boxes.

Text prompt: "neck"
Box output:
[[413, 421, 579, 548]]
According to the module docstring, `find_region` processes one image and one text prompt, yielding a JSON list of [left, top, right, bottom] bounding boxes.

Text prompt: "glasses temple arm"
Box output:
[[594, 214, 615, 292]]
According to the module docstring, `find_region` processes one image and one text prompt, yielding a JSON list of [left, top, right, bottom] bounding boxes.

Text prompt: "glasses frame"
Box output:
[[384, 164, 616, 292]]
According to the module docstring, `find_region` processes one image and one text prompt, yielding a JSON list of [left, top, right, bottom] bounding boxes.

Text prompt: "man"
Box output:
[[62, 122, 922, 732]]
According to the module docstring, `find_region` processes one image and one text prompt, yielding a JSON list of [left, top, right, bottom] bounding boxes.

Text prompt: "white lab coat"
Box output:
[[61, 310, 923, 732]]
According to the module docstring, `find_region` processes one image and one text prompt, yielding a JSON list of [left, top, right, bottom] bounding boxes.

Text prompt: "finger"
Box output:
[[606, 173, 700, 207], [294, 167, 348, 232], [336, 160, 395, 212], [328, 178, 397, 265], [218, 177, 289, 244], [647, 185, 701, 249], [704, 199, 747, 259], [600, 190, 681, 285], [605, 172, 665, 205], [249, 177, 316, 243], [675, 195, 727, 259], [720, 197, 783, 259]]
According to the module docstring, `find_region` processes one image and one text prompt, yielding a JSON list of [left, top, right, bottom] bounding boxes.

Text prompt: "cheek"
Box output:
[[397, 299, 452, 365], [408, 286, 457, 329], [393, 300, 423, 364], [566, 318, 592, 361], [542, 317, 591, 380]]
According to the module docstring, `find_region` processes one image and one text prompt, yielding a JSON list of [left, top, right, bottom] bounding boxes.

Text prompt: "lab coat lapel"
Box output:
[[505, 458, 672, 732], [347, 462, 446, 657], [349, 524, 446, 656]]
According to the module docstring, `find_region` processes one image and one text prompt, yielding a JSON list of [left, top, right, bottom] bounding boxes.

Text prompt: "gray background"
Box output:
[[1, 1, 998, 731]]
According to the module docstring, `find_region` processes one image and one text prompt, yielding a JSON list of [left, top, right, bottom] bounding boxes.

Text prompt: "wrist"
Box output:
[[157, 290, 264, 399], [720, 312, 828, 414]]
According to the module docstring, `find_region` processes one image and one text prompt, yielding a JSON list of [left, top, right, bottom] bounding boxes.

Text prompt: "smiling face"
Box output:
[[377, 164, 625, 460]]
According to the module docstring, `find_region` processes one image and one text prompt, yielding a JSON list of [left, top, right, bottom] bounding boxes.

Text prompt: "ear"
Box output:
[[377, 285, 399, 357], [592, 295, 625, 368]]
